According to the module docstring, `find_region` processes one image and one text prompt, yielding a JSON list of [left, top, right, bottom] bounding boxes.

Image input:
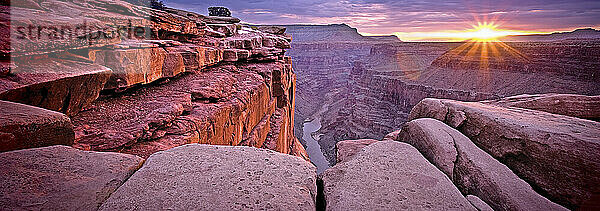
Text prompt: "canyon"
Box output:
[[0, 0, 599, 210], [285, 24, 600, 166]]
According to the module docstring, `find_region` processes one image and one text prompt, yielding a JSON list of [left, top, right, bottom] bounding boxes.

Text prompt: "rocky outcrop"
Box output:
[[100, 144, 316, 210], [409, 98, 600, 209], [483, 93, 600, 121], [399, 118, 566, 211], [0, 100, 74, 152], [0, 145, 143, 210], [320, 141, 476, 210], [335, 139, 377, 163]]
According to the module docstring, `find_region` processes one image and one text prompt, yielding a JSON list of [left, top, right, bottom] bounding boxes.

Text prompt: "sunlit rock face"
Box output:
[[287, 24, 600, 165], [1, 0, 307, 160]]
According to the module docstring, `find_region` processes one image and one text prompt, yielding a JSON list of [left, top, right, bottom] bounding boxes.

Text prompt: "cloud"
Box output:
[[165, 0, 600, 35]]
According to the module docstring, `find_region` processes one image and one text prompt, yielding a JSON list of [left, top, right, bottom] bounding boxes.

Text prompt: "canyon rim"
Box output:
[[1, 0, 599, 210]]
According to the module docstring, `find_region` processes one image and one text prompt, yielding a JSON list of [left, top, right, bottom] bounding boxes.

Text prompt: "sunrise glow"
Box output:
[[392, 22, 547, 42]]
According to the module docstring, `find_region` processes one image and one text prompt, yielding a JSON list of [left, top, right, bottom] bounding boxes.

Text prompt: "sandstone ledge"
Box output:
[[0, 100, 74, 152]]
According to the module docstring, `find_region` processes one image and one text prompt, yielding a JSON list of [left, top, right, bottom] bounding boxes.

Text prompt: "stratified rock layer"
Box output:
[[0, 145, 143, 210], [321, 141, 476, 210], [400, 118, 566, 211], [409, 98, 600, 209], [100, 144, 316, 210], [0, 100, 74, 152]]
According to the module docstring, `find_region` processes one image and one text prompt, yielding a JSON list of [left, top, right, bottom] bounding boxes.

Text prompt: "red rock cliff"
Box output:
[[0, 0, 308, 160]]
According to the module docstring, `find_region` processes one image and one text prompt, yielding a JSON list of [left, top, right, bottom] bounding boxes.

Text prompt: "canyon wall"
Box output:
[[1, 0, 307, 159]]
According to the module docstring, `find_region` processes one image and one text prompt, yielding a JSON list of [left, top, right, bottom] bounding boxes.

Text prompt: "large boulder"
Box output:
[[400, 118, 566, 211], [0, 100, 74, 152], [482, 94, 600, 121], [409, 98, 600, 209], [100, 144, 316, 210], [321, 141, 476, 210], [0, 145, 143, 210], [335, 139, 378, 163]]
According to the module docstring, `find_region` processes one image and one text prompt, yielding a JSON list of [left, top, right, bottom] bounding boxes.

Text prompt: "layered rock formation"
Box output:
[[1, 0, 307, 159]]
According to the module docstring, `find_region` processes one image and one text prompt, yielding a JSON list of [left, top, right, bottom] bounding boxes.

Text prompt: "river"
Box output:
[[302, 118, 331, 174]]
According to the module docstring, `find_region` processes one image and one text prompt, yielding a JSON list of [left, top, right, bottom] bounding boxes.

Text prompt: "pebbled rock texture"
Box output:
[[100, 144, 316, 210], [0, 145, 143, 210]]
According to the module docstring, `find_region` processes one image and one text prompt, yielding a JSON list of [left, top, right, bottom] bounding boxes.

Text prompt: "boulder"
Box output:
[[257, 26, 287, 35], [0, 58, 112, 116], [400, 118, 567, 211], [482, 94, 600, 121], [321, 141, 476, 210], [409, 98, 600, 209], [335, 139, 377, 163], [100, 144, 316, 210], [0, 145, 143, 210], [0, 100, 74, 152]]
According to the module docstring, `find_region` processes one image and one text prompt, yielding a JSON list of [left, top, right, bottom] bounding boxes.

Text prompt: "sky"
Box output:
[[166, 0, 600, 41]]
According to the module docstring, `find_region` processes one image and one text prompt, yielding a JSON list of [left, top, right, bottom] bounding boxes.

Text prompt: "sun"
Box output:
[[466, 22, 510, 42]]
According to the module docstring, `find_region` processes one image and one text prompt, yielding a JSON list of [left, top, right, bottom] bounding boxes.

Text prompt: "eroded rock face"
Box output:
[[482, 94, 600, 121], [409, 98, 600, 209], [321, 141, 476, 210], [100, 144, 316, 210], [335, 139, 378, 163], [0, 145, 143, 210], [0, 100, 74, 152], [400, 118, 566, 211]]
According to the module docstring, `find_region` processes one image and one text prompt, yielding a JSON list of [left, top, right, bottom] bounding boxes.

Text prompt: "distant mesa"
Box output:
[[265, 23, 402, 43], [500, 28, 600, 42]]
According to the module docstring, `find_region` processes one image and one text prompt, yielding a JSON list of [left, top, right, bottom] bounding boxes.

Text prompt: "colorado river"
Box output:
[[302, 118, 331, 174]]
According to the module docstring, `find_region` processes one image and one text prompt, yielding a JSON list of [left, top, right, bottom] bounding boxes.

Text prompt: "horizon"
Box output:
[[166, 0, 600, 41]]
